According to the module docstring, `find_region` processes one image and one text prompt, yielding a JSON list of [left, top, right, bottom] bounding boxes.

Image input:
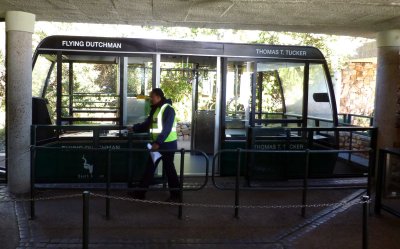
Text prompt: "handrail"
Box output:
[[212, 148, 373, 218], [338, 113, 373, 119], [338, 113, 374, 127], [33, 124, 129, 130], [31, 146, 210, 219], [375, 148, 400, 218], [249, 126, 377, 132], [212, 148, 372, 191], [62, 93, 120, 96], [31, 146, 209, 191]]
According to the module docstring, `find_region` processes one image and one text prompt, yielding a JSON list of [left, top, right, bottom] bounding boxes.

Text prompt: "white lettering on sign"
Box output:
[[285, 50, 307, 56], [61, 40, 122, 49], [254, 143, 305, 150], [61, 145, 121, 149], [256, 48, 307, 57], [62, 40, 84, 47], [256, 49, 281, 55]]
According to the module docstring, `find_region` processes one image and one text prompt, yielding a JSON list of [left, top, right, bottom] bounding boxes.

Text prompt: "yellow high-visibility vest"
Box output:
[[150, 103, 177, 142]]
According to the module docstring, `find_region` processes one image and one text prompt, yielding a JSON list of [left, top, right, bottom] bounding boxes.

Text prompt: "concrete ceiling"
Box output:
[[1, 0, 400, 37]]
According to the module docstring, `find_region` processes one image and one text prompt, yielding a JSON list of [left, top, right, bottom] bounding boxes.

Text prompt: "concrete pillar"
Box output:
[[5, 11, 35, 194], [375, 30, 400, 149]]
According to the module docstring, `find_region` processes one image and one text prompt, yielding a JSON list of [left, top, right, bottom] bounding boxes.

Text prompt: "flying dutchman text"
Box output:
[[62, 40, 122, 49]]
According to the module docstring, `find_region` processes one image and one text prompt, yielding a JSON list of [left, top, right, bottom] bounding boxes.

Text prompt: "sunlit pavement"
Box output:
[[1, 183, 400, 249]]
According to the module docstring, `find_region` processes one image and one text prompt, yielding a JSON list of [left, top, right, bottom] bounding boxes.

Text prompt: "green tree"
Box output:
[[93, 64, 117, 93], [160, 70, 193, 121]]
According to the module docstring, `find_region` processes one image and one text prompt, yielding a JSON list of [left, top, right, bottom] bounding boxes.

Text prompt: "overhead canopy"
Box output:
[[1, 0, 399, 37]]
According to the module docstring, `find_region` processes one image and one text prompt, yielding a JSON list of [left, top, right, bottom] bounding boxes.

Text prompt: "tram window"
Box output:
[[160, 55, 197, 122], [159, 55, 217, 119], [257, 62, 305, 127], [32, 54, 56, 97], [307, 64, 333, 126], [127, 57, 152, 96], [255, 70, 284, 121], [277, 63, 305, 119], [126, 57, 153, 125], [225, 61, 253, 138], [60, 56, 119, 124], [197, 68, 217, 111]]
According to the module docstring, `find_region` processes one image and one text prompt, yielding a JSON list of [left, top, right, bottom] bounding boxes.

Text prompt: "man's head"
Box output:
[[149, 88, 165, 106]]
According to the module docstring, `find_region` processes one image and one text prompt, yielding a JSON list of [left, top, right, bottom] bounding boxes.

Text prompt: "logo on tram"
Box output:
[[79, 155, 94, 179]]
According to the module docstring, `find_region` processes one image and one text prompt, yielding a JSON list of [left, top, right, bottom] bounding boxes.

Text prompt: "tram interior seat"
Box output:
[[32, 97, 55, 142]]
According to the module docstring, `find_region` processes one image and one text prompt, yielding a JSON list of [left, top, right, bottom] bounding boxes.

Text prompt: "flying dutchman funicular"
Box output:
[[31, 36, 373, 186]]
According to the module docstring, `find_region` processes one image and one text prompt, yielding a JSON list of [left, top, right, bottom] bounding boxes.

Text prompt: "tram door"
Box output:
[[192, 64, 217, 154], [223, 60, 254, 140], [160, 55, 217, 154]]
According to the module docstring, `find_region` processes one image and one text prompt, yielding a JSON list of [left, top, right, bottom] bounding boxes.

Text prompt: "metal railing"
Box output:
[[338, 113, 374, 127], [212, 148, 374, 218], [0, 190, 369, 249], [375, 148, 400, 218], [30, 146, 210, 219]]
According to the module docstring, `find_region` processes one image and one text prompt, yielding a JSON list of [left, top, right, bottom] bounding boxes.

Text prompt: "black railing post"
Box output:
[[127, 132, 133, 188], [178, 149, 185, 219], [30, 146, 36, 220], [106, 149, 111, 219], [367, 128, 378, 198], [348, 131, 353, 162], [82, 191, 90, 249], [374, 150, 385, 215], [362, 195, 369, 249], [301, 149, 310, 217], [234, 148, 241, 219]]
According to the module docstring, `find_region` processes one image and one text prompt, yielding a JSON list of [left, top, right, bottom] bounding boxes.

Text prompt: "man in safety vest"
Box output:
[[131, 88, 180, 202]]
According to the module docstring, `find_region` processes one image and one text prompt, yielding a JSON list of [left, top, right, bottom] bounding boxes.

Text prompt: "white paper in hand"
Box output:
[[147, 143, 162, 164]]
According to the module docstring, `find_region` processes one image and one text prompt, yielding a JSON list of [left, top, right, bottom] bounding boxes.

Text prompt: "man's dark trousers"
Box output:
[[139, 142, 180, 198]]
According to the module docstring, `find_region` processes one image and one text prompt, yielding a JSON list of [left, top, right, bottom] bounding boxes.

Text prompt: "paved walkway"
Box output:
[[1, 183, 400, 249], [0, 186, 19, 249]]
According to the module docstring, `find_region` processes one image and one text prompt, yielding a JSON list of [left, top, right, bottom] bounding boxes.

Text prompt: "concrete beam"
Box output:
[[377, 30, 400, 47], [6, 11, 35, 194]]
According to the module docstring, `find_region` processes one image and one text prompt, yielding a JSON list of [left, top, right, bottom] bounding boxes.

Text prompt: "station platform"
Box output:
[[1, 182, 400, 249]]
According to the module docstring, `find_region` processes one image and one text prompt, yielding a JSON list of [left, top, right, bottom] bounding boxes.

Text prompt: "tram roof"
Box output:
[[36, 36, 327, 62]]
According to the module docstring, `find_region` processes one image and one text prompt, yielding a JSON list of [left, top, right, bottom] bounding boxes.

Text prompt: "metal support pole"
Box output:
[[56, 52, 62, 126], [106, 150, 111, 219], [178, 149, 185, 219], [30, 146, 36, 220], [82, 191, 90, 249], [127, 132, 133, 188], [375, 150, 385, 215], [234, 148, 241, 218], [68, 62, 74, 123], [362, 195, 369, 249], [367, 129, 378, 198], [301, 149, 310, 217], [348, 131, 353, 162], [162, 166, 167, 189]]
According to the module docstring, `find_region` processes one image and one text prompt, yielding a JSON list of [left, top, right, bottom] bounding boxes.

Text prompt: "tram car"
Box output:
[[31, 35, 368, 184]]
